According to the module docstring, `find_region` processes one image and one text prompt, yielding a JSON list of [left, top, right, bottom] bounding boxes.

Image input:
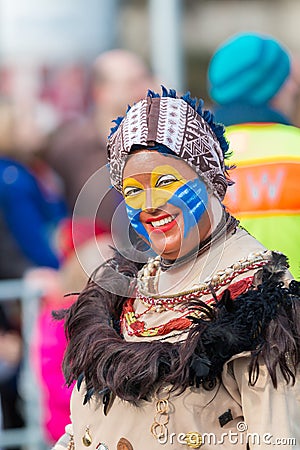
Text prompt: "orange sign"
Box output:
[[224, 162, 300, 216]]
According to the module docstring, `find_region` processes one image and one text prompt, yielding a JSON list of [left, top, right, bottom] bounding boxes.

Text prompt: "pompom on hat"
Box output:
[[208, 32, 291, 106]]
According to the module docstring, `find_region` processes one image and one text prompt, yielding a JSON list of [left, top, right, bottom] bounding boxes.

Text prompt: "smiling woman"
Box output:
[[123, 150, 210, 259], [53, 88, 300, 450]]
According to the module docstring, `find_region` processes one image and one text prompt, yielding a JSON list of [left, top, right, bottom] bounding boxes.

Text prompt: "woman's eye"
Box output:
[[123, 186, 142, 197], [156, 174, 178, 187]]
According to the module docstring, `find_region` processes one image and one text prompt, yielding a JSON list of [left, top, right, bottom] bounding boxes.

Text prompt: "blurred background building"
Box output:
[[0, 0, 299, 120]]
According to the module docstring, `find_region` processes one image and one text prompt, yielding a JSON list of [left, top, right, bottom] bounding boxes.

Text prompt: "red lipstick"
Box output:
[[145, 213, 177, 233]]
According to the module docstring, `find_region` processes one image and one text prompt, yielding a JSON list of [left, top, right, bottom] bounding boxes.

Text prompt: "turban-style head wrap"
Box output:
[[107, 87, 232, 201]]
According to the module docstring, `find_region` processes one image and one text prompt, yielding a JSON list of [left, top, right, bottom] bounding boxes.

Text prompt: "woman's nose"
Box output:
[[143, 188, 167, 211]]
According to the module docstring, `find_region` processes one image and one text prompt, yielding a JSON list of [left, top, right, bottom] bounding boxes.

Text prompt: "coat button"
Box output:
[[117, 437, 133, 450], [185, 431, 202, 448]]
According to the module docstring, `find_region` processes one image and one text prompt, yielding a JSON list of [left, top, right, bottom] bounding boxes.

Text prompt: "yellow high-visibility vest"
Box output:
[[224, 122, 300, 279]]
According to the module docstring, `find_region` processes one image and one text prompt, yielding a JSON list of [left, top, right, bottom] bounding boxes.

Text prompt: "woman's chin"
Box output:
[[149, 226, 203, 260], [149, 235, 182, 260]]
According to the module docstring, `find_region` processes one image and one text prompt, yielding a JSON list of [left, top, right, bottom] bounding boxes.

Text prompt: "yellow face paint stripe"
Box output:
[[123, 165, 188, 210], [149, 165, 187, 210], [122, 177, 146, 210]]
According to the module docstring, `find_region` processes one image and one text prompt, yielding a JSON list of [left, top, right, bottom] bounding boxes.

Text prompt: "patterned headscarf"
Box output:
[[107, 88, 232, 200]]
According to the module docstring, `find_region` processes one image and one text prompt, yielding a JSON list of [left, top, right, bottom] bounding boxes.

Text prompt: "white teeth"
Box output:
[[151, 216, 174, 228]]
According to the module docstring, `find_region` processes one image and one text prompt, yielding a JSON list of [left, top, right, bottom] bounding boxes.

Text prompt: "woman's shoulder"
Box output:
[[225, 226, 266, 257]]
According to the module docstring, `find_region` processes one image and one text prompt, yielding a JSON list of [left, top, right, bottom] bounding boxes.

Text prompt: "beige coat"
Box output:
[[54, 229, 300, 450], [67, 353, 300, 450]]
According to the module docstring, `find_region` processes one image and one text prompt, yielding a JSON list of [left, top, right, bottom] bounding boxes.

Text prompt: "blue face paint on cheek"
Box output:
[[125, 204, 150, 242], [168, 178, 208, 238]]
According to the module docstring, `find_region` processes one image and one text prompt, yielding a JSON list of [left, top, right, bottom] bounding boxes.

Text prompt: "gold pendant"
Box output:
[[185, 431, 202, 448], [82, 426, 92, 447]]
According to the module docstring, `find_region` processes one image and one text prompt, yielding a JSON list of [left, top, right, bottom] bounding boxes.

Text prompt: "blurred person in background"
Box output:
[[208, 32, 300, 279], [29, 217, 113, 446], [0, 97, 67, 276], [46, 49, 156, 231], [0, 96, 67, 440]]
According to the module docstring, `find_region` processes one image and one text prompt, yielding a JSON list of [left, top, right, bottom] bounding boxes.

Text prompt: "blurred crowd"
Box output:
[[0, 32, 299, 449]]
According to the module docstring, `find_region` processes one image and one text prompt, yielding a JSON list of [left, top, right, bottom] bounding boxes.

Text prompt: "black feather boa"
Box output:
[[61, 251, 300, 404]]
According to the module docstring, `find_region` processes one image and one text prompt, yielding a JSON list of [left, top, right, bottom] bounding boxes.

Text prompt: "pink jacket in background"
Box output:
[[31, 295, 75, 444]]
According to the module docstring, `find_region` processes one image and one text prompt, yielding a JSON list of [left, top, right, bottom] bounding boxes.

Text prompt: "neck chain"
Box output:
[[159, 210, 238, 271]]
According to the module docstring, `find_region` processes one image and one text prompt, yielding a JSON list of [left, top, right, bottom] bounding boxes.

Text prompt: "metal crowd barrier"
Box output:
[[0, 279, 47, 450]]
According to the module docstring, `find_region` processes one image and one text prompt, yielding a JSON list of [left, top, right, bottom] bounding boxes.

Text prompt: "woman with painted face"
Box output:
[[53, 89, 300, 450]]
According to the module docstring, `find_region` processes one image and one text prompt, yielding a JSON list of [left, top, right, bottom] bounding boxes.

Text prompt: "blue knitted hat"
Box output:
[[208, 32, 291, 105]]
